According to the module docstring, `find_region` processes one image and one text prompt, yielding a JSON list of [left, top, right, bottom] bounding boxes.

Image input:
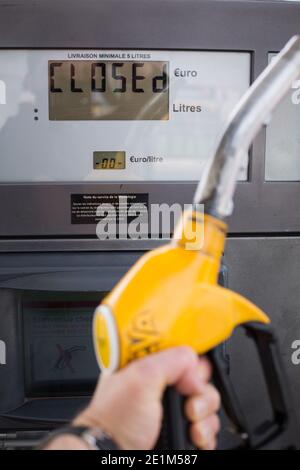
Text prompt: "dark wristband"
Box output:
[[38, 425, 119, 450]]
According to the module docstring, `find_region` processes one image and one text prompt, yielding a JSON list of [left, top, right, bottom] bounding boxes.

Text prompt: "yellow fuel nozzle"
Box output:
[[93, 211, 269, 372], [94, 36, 300, 373]]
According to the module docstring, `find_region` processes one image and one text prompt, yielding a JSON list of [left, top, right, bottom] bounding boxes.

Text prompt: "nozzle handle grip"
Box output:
[[154, 387, 192, 450], [155, 323, 298, 450], [154, 346, 232, 450], [208, 347, 249, 438]]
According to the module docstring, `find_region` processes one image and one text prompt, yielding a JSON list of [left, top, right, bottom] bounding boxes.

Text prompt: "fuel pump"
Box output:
[[93, 36, 300, 450]]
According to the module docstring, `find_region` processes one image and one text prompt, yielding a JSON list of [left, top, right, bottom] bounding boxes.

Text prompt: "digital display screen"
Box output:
[[49, 60, 169, 121], [93, 151, 126, 170], [23, 292, 104, 397]]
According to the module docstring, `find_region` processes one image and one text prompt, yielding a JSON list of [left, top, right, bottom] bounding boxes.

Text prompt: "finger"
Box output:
[[185, 384, 221, 422], [176, 357, 212, 396], [190, 414, 220, 450], [129, 347, 201, 398]]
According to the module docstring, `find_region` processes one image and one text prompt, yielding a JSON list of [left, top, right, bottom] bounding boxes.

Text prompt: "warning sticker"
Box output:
[[71, 193, 149, 226]]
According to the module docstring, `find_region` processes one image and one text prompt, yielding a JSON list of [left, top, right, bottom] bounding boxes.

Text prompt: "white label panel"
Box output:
[[0, 50, 250, 182]]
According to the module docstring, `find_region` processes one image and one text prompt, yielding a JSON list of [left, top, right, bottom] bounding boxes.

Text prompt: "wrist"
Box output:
[[73, 408, 121, 450], [73, 408, 101, 429], [73, 407, 118, 445], [40, 423, 119, 451]]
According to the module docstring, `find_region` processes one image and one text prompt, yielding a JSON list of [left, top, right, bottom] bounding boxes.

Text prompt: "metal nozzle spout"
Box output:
[[194, 35, 300, 219]]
